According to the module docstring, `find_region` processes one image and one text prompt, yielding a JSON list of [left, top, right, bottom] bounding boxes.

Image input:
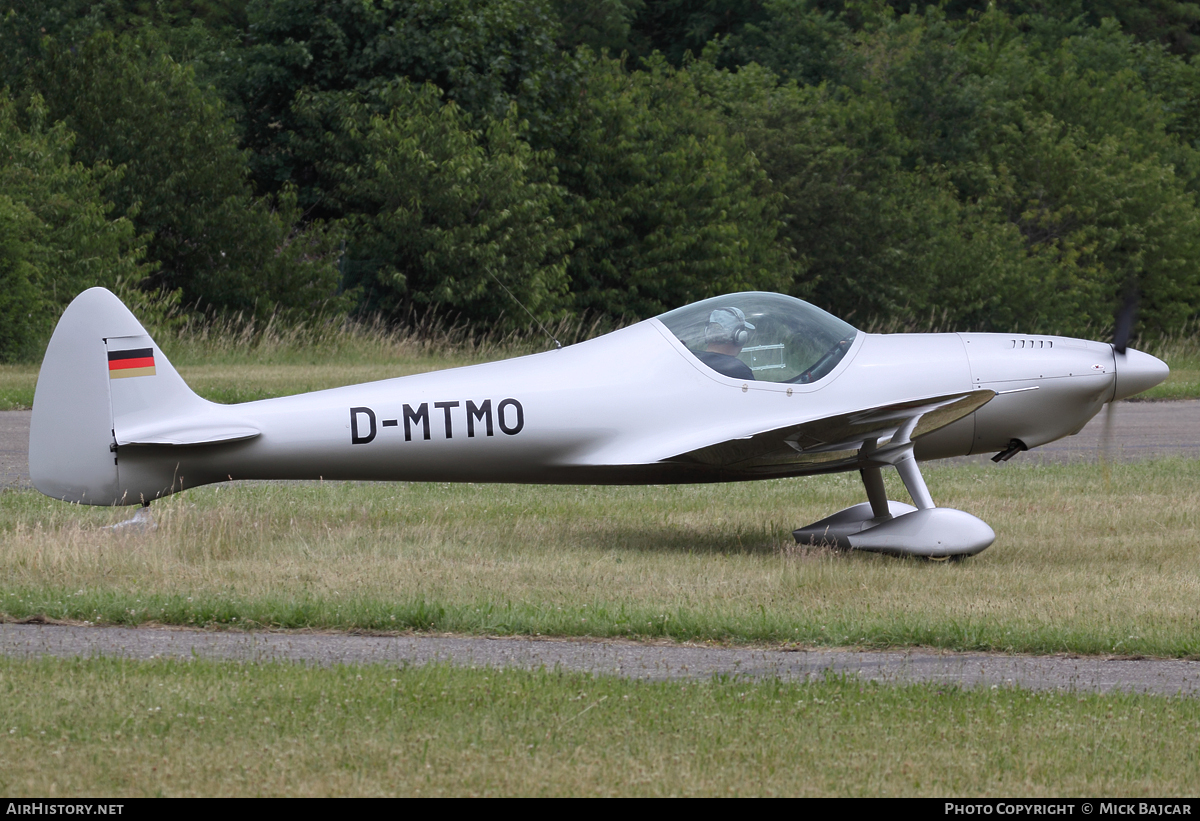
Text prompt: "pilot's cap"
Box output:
[[705, 307, 755, 345]]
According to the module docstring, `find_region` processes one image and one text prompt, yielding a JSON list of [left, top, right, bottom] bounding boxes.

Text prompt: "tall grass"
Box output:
[[161, 308, 616, 367], [161, 310, 615, 403]]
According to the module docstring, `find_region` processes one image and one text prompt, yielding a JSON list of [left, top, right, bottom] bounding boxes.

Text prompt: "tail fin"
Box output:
[[30, 288, 258, 505]]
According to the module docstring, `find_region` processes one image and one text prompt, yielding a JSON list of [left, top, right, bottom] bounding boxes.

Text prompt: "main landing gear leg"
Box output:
[[861, 466, 890, 518]]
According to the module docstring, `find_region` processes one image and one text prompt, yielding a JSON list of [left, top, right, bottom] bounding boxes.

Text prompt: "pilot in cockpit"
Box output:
[[695, 307, 756, 380]]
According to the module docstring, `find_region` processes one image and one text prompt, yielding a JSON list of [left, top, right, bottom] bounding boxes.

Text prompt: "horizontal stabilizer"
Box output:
[[117, 419, 260, 447]]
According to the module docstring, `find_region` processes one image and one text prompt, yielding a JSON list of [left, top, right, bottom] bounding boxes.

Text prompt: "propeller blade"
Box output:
[[1104, 283, 1133, 484], [1113, 288, 1138, 355], [1100, 398, 1116, 490]]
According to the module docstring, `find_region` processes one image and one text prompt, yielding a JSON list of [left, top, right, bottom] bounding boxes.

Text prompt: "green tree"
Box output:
[[548, 53, 795, 319], [724, 0, 851, 86], [709, 6, 1200, 335], [0, 94, 145, 359], [32, 31, 344, 315], [233, 0, 565, 203], [978, 112, 1200, 336], [0, 0, 245, 91], [550, 0, 645, 54], [623, 0, 770, 65], [296, 81, 573, 325], [725, 1, 1200, 57], [698, 61, 1025, 327], [853, 7, 1200, 335]]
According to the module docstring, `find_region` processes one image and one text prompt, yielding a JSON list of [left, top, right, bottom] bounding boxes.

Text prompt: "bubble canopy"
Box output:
[[656, 292, 859, 384]]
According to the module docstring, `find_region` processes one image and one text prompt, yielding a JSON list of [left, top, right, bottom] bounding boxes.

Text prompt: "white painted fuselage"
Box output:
[[29, 288, 1167, 507]]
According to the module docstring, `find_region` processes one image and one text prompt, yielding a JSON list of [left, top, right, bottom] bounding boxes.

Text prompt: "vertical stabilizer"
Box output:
[[30, 288, 206, 505]]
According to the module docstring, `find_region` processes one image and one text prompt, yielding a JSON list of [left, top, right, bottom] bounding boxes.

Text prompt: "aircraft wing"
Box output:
[[662, 390, 995, 475]]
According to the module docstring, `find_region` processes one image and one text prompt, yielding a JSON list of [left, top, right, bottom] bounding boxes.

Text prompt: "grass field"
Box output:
[[2, 458, 1197, 658], [2, 657, 1198, 797], [2, 318, 1197, 797]]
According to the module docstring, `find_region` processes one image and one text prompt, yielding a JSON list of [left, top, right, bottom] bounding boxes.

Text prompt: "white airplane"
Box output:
[[29, 288, 1168, 559]]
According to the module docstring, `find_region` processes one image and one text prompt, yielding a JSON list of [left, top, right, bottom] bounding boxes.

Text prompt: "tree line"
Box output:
[[2, 0, 1200, 359]]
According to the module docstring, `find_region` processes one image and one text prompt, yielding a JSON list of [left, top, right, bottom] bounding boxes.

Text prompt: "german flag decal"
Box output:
[[108, 347, 156, 379]]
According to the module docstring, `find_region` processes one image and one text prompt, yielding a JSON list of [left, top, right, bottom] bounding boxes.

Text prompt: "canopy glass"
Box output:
[[657, 292, 858, 384]]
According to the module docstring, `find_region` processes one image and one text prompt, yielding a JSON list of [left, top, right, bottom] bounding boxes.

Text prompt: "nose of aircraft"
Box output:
[[1112, 347, 1170, 401]]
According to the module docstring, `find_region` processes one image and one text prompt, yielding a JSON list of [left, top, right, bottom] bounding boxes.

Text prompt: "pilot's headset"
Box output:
[[705, 307, 756, 346]]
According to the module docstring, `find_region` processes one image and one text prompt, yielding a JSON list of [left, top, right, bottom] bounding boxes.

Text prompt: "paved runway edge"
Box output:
[[3, 623, 1199, 697]]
